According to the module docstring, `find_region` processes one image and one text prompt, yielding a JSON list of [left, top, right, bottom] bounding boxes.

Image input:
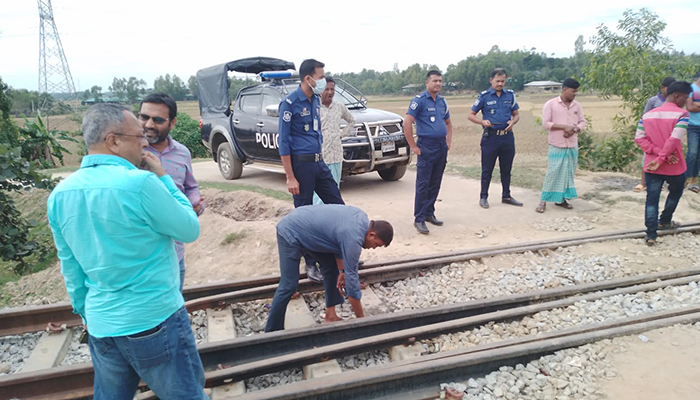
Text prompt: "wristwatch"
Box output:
[[339, 269, 344, 273]]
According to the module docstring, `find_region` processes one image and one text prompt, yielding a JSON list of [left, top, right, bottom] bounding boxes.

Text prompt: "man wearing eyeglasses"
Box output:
[[47, 104, 208, 399], [139, 92, 204, 292]]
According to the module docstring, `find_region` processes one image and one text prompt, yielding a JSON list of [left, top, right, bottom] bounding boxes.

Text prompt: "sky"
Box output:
[[1, 0, 699, 92]]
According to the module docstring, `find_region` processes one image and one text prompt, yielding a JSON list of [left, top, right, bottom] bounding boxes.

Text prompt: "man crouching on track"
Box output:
[[265, 205, 393, 332], [47, 104, 208, 400]]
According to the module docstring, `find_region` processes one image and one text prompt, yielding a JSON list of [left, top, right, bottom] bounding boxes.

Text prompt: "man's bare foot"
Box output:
[[323, 315, 342, 324]]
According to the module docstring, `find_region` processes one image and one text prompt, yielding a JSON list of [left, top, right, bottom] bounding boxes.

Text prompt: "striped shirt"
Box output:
[[635, 102, 689, 176], [320, 100, 355, 164], [690, 83, 700, 126]]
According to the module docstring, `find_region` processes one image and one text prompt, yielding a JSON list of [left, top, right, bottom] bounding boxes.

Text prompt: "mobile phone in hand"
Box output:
[[79, 329, 89, 344]]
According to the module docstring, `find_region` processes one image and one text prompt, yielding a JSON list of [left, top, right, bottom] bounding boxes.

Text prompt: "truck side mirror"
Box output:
[[266, 105, 279, 117]]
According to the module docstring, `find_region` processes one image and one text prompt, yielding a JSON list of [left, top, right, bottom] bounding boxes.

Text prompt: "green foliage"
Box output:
[[18, 113, 77, 169], [577, 116, 596, 170], [583, 8, 698, 125], [589, 129, 641, 172], [170, 112, 209, 158], [228, 77, 257, 100], [6, 88, 71, 117], [0, 76, 64, 274], [109, 77, 147, 103], [188, 75, 198, 100], [154, 74, 189, 101]]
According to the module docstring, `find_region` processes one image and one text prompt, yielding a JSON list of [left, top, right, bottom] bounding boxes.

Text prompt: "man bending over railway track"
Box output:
[[265, 205, 393, 332], [47, 104, 208, 399]]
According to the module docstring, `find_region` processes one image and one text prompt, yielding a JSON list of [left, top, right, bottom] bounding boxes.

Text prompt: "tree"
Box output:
[[188, 75, 198, 100], [109, 77, 146, 103], [154, 74, 188, 101], [90, 85, 103, 103], [0, 77, 69, 273], [583, 8, 696, 125]]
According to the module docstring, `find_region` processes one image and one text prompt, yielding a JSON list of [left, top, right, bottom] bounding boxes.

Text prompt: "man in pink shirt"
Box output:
[[634, 81, 692, 246], [536, 78, 586, 213]]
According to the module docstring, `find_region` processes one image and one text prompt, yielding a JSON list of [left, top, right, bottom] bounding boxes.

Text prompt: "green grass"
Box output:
[[199, 181, 292, 202], [221, 230, 248, 246], [447, 164, 544, 191]]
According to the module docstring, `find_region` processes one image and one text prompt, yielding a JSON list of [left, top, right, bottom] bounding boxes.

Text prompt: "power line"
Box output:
[[37, 0, 76, 98]]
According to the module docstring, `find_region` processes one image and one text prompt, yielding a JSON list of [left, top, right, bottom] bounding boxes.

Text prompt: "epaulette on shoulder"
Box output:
[[505, 89, 514, 93], [479, 90, 488, 95], [285, 98, 292, 104], [415, 94, 422, 98]]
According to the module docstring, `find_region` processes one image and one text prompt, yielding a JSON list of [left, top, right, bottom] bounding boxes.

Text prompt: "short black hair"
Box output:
[[140, 92, 177, 119], [371, 220, 393, 246], [562, 78, 580, 89], [667, 81, 692, 97], [299, 59, 324, 80], [325, 76, 335, 85], [491, 68, 507, 78], [661, 76, 676, 88], [426, 70, 442, 80]]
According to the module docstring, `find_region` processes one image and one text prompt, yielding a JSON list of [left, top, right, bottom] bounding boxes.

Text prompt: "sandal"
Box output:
[[644, 237, 656, 246], [659, 221, 681, 230], [555, 200, 574, 209], [535, 202, 546, 213], [687, 184, 700, 193], [633, 184, 646, 192]]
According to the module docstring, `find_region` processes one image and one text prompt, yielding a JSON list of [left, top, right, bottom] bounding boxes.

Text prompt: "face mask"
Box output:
[[311, 78, 327, 95]]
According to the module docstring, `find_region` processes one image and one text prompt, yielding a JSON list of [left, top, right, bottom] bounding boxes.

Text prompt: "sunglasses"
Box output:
[[138, 113, 171, 125]]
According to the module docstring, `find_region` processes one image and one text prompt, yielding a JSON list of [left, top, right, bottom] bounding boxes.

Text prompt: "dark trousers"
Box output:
[[685, 125, 700, 178], [292, 160, 344, 207], [480, 132, 515, 199], [644, 172, 685, 240], [414, 136, 448, 222], [292, 160, 344, 266], [265, 233, 345, 332]]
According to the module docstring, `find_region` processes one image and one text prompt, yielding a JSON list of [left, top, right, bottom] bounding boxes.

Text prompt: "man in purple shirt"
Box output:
[[140, 92, 204, 291]]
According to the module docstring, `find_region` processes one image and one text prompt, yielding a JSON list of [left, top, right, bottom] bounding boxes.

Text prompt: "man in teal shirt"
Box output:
[[47, 104, 208, 399]]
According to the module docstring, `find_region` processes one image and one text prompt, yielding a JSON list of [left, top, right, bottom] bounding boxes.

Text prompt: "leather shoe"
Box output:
[[305, 264, 324, 283], [414, 221, 430, 234], [426, 215, 443, 226], [502, 197, 523, 207], [479, 198, 489, 209]]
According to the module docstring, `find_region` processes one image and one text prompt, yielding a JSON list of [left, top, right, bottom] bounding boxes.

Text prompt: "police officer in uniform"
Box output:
[[468, 68, 523, 209], [278, 59, 344, 282], [403, 70, 452, 235]]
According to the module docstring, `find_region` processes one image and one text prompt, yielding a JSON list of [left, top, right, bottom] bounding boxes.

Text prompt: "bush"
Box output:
[[170, 112, 209, 158]]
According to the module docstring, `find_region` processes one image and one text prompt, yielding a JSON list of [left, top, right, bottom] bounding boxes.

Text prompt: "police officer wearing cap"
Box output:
[[278, 58, 344, 282], [403, 70, 452, 235], [468, 68, 523, 209]]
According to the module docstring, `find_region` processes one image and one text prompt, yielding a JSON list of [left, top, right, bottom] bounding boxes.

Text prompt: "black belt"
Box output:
[[485, 128, 511, 136], [292, 153, 323, 163]]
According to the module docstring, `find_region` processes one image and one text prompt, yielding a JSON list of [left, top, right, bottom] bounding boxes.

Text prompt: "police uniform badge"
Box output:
[[490, 109, 496, 115], [313, 118, 318, 131], [304, 124, 310, 132], [301, 107, 310, 117], [430, 116, 436, 122], [282, 111, 292, 123], [410, 102, 418, 110]]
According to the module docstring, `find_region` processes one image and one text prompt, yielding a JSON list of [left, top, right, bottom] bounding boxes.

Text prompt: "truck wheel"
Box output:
[[378, 164, 407, 181], [217, 142, 243, 180]]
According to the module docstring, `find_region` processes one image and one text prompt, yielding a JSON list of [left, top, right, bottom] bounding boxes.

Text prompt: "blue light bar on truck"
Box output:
[[260, 71, 293, 79]]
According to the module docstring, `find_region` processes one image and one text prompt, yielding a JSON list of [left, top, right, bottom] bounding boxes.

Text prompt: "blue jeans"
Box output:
[[179, 258, 186, 292], [644, 172, 685, 240], [265, 233, 344, 332], [480, 132, 516, 199], [414, 136, 448, 222], [88, 306, 208, 400], [313, 162, 342, 205], [686, 125, 700, 179]]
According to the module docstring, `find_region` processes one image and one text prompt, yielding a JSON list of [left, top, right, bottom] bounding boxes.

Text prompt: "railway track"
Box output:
[[1, 224, 700, 399]]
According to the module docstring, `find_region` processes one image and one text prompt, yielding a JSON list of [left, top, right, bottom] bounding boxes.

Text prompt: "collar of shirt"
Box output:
[[555, 96, 578, 108], [80, 154, 136, 170], [146, 136, 176, 155], [657, 92, 665, 102], [292, 85, 315, 104], [422, 90, 442, 103]]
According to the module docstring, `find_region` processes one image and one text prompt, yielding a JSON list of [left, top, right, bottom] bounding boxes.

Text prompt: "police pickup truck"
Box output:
[[197, 57, 410, 181]]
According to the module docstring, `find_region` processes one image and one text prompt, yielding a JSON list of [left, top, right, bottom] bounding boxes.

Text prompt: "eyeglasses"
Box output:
[[108, 132, 148, 141], [138, 113, 171, 125]]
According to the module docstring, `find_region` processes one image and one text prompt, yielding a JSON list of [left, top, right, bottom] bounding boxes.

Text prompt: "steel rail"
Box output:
[[232, 306, 700, 400], [198, 274, 700, 385], [2, 223, 699, 336], [3, 271, 699, 400]]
